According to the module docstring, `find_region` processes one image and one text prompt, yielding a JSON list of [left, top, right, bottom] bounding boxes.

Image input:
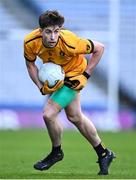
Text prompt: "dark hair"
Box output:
[[39, 10, 65, 29]]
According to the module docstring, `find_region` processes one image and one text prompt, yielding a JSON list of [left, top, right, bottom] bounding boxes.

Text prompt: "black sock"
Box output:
[[51, 145, 61, 154], [94, 143, 108, 159]]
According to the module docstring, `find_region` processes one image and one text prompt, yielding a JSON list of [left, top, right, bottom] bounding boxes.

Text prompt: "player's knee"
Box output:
[[43, 102, 60, 124], [43, 109, 56, 124], [67, 113, 83, 124]]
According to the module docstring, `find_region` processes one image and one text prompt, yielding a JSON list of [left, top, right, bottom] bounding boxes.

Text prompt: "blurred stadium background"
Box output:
[[0, 0, 136, 131]]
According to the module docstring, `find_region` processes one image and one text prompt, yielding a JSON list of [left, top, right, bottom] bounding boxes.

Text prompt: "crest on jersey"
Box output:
[[60, 51, 65, 57]]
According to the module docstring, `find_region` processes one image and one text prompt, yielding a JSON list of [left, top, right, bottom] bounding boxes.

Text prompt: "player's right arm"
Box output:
[[24, 38, 43, 90], [25, 60, 43, 90]]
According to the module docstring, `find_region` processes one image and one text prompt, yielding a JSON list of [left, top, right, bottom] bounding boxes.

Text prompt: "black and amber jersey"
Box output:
[[24, 28, 94, 77]]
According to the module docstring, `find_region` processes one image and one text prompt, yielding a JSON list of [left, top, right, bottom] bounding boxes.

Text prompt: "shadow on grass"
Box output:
[[0, 171, 100, 179]]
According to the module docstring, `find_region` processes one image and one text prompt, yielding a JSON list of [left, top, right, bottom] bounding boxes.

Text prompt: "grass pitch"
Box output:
[[0, 129, 136, 179]]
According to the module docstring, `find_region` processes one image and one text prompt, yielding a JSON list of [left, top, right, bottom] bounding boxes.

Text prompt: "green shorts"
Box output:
[[50, 85, 77, 108]]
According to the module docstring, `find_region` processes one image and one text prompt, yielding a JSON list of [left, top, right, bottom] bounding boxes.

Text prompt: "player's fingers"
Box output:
[[71, 81, 80, 88], [73, 85, 84, 90], [44, 80, 49, 86], [69, 77, 76, 81], [55, 80, 64, 88]]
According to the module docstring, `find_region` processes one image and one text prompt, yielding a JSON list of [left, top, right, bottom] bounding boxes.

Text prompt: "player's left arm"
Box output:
[[85, 41, 104, 76], [69, 41, 104, 90]]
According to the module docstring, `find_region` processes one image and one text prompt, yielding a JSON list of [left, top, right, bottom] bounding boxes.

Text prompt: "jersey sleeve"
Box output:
[[74, 38, 94, 55], [24, 42, 36, 62], [60, 30, 94, 56]]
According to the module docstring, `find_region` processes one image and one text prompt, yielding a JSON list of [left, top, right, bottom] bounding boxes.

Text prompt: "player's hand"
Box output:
[[40, 80, 64, 95], [69, 72, 90, 90]]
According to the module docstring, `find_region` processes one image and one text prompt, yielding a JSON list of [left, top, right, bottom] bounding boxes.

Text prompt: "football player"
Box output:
[[24, 10, 115, 175]]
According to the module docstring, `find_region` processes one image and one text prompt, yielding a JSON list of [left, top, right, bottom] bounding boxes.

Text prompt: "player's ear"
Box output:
[[60, 27, 65, 30]]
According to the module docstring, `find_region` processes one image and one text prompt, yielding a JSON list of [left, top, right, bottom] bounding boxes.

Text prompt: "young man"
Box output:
[[24, 10, 115, 175]]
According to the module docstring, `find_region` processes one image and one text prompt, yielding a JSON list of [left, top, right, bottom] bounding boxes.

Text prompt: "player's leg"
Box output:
[[43, 99, 63, 147], [34, 99, 64, 171], [65, 93, 101, 146], [65, 93, 115, 175], [81, 113, 116, 175], [34, 85, 77, 171]]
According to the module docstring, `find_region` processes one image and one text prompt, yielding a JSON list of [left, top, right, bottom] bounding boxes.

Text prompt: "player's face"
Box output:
[[41, 26, 61, 48]]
